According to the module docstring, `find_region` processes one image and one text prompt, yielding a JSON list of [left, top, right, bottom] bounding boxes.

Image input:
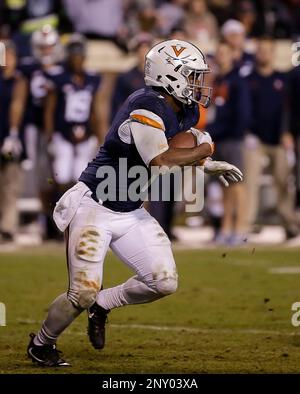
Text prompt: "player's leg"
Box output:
[[24, 124, 39, 167], [73, 136, 98, 181], [0, 162, 22, 242], [38, 133, 58, 240], [214, 141, 234, 242], [28, 195, 112, 365], [231, 182, 247, 236], [97, 208, 178, 309], [231, 142, 247, 238], [244, 138, 263, 232], [87, 208, 177, 350], [271, 145, 299, 236], [50, 132, 74, 194], [214, 140, 246, 244], [36, 198, 112, 343]]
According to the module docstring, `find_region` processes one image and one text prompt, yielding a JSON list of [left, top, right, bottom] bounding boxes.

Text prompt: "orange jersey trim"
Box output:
[[130, 114, 164, 130]]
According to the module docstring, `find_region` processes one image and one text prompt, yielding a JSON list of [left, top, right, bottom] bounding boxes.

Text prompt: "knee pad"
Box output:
[[154, 270, 178, 296], [68, 287, 99, 310], [77, 288, 98, 309], [68, 271, 101, 309]]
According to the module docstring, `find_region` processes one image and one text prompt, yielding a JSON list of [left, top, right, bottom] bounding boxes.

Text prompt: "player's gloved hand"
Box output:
[[188, 128, 214, 153], [203, 157, 243, 187], [1, 129, 23, 160]]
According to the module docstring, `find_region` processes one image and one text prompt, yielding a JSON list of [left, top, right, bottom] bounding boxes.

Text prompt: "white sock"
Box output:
[[97, 275, 161, 310]]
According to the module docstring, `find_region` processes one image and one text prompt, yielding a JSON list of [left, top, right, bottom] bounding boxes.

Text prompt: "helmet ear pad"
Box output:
[[182, 87, 192, 98], [158, 72, 191, 105]]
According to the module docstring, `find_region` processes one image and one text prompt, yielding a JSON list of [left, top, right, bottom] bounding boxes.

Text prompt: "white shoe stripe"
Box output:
[[28, 347, 70, 366]]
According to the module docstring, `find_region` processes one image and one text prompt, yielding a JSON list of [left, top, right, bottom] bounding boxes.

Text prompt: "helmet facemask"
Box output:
[[180, 66, 212, 108]]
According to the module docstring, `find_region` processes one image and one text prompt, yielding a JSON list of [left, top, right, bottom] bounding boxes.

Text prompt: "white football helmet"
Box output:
[[31, 25, 62, 65], [144, 39, 212, 107]]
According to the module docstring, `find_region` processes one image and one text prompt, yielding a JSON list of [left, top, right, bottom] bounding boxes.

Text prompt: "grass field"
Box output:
[[1, 246, 300, 374]]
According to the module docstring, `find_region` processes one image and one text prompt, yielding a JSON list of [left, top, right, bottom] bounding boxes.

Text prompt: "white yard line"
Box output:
[[109, 324, 300, 336], [17, 319, 300, 336], [269, 267, 300, 274]]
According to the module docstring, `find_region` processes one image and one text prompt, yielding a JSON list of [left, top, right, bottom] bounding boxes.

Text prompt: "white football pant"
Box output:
[[50, 133, 98, 185], [67, 193, 178, 311]]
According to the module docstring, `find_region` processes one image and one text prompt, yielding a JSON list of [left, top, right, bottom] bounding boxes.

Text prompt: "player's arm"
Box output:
[[44, 87, 57, 141], [1, 74, 28, 159], [9, 74, 28, 131], [151, 144, 212, 168], [129, 110, 213, 169], [90, 87, 103, 144]]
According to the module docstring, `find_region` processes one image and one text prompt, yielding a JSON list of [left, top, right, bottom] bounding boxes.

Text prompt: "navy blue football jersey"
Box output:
[[45, 66, 101, 143], [79, 86, 200, 212], [18, 59, 56, 127]]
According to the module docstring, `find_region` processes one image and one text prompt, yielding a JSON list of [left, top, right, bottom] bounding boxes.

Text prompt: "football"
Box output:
[[169, 130, 206, 165], [168, 131, 197, 149]]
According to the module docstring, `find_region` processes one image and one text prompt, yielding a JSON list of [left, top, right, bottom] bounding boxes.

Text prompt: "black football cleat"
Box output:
[[87, 303, 110, 349], [27, 333, 70, 367]]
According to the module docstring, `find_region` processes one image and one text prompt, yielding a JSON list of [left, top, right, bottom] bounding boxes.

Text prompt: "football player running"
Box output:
[[27, 40, 243, 366]]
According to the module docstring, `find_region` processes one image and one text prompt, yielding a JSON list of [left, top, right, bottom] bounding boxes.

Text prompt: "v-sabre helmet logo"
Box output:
[[0, 42, 5, 66], [171, 45, 186, 57]]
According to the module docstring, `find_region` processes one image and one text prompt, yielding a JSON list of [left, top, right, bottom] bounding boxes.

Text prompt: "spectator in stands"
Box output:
[[244, 37, 300, 239], [125, 0, 159, 39], [0, 41, 28, 243], [207, 41, 250, 245], [1, 0, 65, 58], [63, 0, 125, 46], [44, 34, 101, 197], [279, 0, 300, 39], [184, 0, 219, 42], [169, 26, 188, 40], [221, 19, 254, 76], [207, 0, 233, 27], [111, 33, 153, 120], [1, 0, 61, 34], [156, 0, 187, 38], [234, 0, 259, 37], [260, 0, 300, 39]]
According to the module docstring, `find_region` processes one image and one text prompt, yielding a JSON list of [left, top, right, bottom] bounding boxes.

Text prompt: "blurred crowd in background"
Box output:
[[1, 0, 300, 247], [2, 0, 300, 44]]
